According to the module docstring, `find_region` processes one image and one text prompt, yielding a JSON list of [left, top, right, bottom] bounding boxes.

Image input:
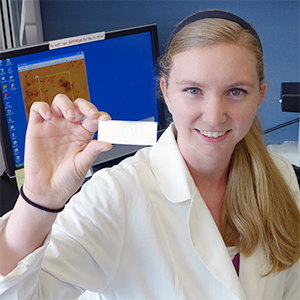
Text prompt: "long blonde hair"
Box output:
[[159, 14, 300, 275]]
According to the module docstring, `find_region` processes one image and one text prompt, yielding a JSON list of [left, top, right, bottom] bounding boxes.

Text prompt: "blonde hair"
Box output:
[[223, 116, 300, 275], [159, 14, 300, 275], [159, 17, 264, 86]]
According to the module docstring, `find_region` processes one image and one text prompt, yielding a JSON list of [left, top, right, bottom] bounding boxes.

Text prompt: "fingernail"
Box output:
[[89, 108, 97, 114], [46, 111, 51, 119], [67, 109, 75, 117], [99, 114, 110, 121]]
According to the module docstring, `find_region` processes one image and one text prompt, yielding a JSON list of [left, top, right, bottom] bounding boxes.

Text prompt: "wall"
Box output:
[[1, 0, 299, 174], [39, 0, 299, 145]]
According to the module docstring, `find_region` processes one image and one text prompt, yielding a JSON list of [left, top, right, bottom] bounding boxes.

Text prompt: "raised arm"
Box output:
[[0, 94, 112, 276]]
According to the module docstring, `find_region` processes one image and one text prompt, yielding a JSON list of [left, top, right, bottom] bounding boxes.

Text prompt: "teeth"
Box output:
[[199, 130, 227, 138]]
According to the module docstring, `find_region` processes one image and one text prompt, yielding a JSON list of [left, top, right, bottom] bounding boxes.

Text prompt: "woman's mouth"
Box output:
[[196, 129, 230, 143], [199, 130, 227, 138]]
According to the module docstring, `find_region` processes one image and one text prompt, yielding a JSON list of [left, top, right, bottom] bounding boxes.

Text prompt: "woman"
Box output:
[[0, 10, 299, 300]]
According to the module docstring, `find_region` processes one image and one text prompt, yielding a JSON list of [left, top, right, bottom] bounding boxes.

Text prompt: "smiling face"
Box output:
[[161, 42, 267, 165]]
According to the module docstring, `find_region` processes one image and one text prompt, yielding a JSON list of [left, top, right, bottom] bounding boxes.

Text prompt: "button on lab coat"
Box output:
[[0, 124, 299, 299]]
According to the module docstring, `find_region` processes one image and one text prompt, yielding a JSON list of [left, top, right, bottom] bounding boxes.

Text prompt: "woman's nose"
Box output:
[[201, 96, 227, 126]]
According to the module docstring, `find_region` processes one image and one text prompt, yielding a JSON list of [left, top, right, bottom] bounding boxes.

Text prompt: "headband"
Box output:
[[167, 10, 263, 52]]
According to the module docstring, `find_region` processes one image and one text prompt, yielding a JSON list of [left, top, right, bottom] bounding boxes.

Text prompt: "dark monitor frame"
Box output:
[[0, 24, 165, 178]]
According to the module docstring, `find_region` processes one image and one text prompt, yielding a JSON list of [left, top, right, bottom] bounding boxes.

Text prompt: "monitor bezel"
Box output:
[[0, 24, 165, 178]]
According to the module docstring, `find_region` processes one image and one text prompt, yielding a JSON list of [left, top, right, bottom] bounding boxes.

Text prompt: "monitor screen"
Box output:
[[0, 24, 165, 177]]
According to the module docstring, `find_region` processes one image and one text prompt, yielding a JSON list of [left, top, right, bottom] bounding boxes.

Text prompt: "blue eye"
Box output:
[[187, 88, 200, 94], [229, 89, 245, 96]]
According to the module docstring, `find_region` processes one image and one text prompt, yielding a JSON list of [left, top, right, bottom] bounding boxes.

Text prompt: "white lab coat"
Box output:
[[0, 124, 299, 300]]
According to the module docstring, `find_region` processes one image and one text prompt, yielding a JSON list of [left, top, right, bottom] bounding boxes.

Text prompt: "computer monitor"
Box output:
[[0, 24, 165, 177]]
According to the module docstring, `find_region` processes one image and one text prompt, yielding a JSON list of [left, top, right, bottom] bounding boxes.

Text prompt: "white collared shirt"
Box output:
[[1, 124, 299, 299]]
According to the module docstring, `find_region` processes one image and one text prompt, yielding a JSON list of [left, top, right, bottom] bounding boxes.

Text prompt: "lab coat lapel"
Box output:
[[188, 191, 247, 300], [151, 125, 247, 298], [150, 124, 197, 203]]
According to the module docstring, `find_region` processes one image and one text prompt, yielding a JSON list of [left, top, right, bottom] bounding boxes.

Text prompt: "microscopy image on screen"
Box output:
[[18, 52, 90, 120]]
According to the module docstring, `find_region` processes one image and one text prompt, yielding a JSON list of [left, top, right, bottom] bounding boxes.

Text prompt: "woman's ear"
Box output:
[[160, 77, 172, 114], [258, 82, 267, 108]]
